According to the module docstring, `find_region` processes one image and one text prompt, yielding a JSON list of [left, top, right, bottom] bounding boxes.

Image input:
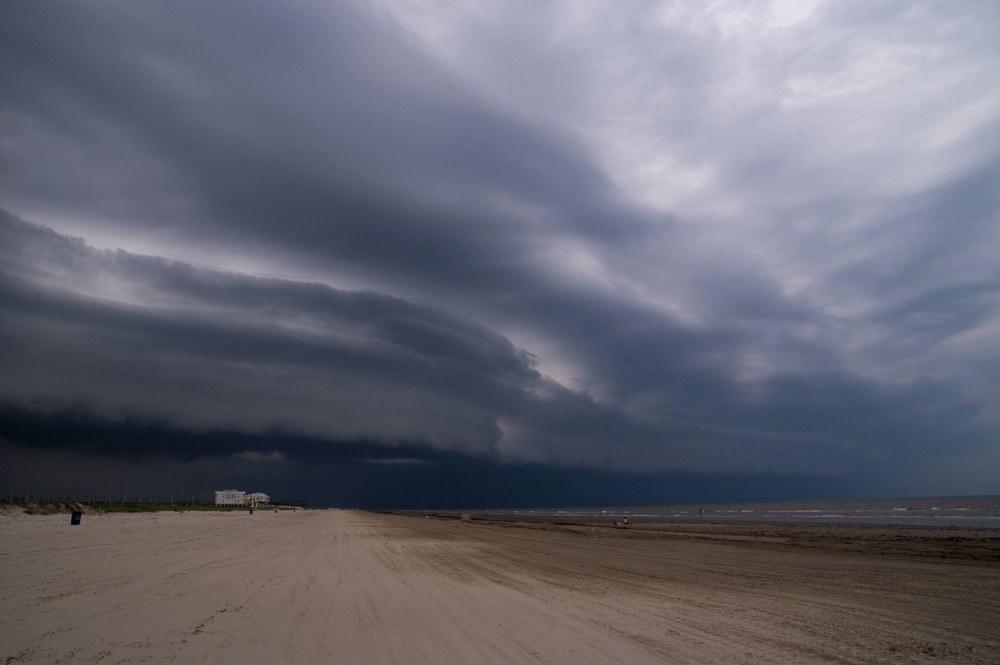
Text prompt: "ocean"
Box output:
[[477, 495, 1000, 528]]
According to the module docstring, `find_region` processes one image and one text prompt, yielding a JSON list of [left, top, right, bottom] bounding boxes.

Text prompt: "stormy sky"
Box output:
[[1, 0, 998, 507]]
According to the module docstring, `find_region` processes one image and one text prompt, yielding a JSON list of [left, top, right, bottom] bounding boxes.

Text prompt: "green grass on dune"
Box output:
[[1, 501, 255, 513], [92, 504, 252, 513]]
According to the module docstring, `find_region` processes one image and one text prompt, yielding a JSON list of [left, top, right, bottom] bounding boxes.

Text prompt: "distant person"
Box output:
[[622, 517, 629, 525], [699, 508, 703, 518]]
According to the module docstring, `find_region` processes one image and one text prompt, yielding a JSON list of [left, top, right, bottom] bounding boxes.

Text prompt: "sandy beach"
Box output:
[[1, 510, 998, 664]]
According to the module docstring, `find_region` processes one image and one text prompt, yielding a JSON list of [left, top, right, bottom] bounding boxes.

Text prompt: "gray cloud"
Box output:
[[1, 0, 998, 498], [2, 211, 994, 486], [0, 211, 542, 453]]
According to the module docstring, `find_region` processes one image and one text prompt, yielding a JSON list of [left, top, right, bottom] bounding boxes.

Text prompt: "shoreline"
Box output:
[[384, 510, 1000, 562], [390, 508, 1000, 535]]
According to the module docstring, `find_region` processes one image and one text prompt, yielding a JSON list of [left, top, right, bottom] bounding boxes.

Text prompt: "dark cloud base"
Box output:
[[2, 1, 997, 501], [0, 406, 845, 509]]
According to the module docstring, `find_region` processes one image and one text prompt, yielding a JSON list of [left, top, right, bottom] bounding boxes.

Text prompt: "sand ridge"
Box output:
[[1, 509, 997, 664]]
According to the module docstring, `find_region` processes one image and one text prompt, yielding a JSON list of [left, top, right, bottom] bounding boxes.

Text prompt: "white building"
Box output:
[[215, 489, 245, 506], [244, 492, 270, 508]]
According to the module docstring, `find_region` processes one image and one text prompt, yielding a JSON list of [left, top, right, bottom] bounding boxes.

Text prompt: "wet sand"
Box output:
[[1, 509, 998, 664]]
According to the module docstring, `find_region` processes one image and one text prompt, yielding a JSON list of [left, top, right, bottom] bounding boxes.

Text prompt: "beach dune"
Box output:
[[1, 510, 997, 664]]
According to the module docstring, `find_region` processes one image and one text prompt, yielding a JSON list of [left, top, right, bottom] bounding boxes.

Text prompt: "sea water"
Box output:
[[480, 495, 1000, 528]]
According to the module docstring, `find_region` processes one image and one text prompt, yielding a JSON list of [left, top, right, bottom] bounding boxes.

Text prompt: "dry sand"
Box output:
[[1, 510, 998, 664]]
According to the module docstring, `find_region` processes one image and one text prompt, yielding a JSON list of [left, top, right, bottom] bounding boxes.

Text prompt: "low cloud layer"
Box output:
[[1, 0, 998, 501]]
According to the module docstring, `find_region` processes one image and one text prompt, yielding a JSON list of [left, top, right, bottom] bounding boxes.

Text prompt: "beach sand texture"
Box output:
[[1, 510, 997, 664]]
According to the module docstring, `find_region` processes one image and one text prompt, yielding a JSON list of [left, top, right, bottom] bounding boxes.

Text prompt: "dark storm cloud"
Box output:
[[1, 0, 999, 499], [0, 211, 541, 453], [0, 0, 620, 262], [0, 427, 846, 510], [2, 211, 993, 483]]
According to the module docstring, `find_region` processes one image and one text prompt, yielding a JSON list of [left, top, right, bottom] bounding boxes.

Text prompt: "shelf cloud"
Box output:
[[2, 0, 998, 503]]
